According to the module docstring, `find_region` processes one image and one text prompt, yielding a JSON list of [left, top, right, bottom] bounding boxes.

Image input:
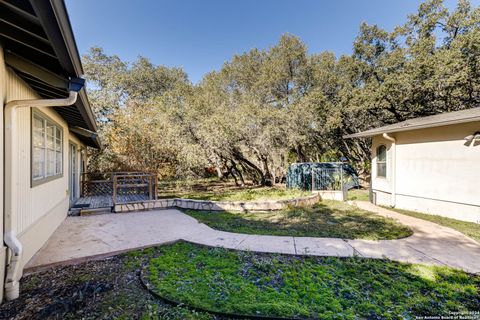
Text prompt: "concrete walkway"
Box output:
[[25, 202, 480, 274]]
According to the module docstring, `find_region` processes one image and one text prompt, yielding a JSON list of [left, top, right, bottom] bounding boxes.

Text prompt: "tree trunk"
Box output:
[[231, 160, 245, 186], [215, 166, 224, 180], [226, 164, 240, 186], [261, 156, 273, 186], [232, 151, 265, 185]]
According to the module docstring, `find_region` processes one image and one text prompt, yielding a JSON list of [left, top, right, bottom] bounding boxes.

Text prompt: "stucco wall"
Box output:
[[314, 190, 345, 201], [371, 122, 480, 223]]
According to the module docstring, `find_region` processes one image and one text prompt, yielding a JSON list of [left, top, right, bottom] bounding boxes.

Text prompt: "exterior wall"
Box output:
[[371, 136, 393, 206], [68, 134, 86, 201], [6, 68, 70, 240], [315, 190, 345, 201], [0, 45, 7, 302], [1, 54, 86, 282], [371, 122, 480, 223]]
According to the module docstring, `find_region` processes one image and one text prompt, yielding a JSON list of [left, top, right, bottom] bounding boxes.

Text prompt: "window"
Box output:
[[32, 111, 63, 185], [376, 145, 387, 178]]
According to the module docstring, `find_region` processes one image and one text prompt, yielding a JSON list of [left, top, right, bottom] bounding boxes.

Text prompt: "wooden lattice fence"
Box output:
[[81, 172, 157, 205]]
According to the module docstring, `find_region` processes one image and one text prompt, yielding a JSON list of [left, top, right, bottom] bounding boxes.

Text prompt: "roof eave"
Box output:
[[343, 133, 372, 139], [49, 0, 83, 75], [29, 0, 83, 76], [77, 89, 98, 132], [70, 126, 102, 149], [29, 0, 99, 147], [344, 115, 480, 139]]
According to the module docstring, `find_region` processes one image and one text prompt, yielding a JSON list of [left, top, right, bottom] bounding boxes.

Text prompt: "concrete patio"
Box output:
[[25, 202, 480, 274]]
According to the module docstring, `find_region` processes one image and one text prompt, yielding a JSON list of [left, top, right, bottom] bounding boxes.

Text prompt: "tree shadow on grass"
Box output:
[[186, 201, 413, 240], [1, 243, 477, 319], [146, 242, 480, 319]]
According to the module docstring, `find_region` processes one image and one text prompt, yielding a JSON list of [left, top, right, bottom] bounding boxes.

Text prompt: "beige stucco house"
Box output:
[[345, 108, 480, 224], [0, 0, 99, 301]]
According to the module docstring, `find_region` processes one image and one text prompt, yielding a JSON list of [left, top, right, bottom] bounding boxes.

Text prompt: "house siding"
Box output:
[[1, 46, 87, 295], [0, 45, 7, 302], [6, 67, 72, 237], [371, 122, 480, 223]]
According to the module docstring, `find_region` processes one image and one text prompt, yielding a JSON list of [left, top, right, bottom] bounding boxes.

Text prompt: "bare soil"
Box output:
[[0, 249, 216, 320]]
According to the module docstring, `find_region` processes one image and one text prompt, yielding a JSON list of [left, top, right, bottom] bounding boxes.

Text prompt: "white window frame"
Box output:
[[376, 144, 387, 178], [31, 110, 64, 187]]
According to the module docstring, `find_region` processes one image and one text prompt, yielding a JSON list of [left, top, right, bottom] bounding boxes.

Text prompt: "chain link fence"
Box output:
[[286, 162, 359, 199]]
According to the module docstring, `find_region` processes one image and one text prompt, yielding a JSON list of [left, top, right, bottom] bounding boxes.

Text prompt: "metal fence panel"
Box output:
[[286, 162, 360, 191]]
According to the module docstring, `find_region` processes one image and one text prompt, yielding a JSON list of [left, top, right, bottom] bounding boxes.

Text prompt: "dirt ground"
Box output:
[[0, 249, 219, 320]]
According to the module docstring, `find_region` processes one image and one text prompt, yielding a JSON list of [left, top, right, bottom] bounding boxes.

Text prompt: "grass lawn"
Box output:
[[146, 242, 480, 319], [3, 243, 478, 319], [388, 207, 480, 242], [185, 200, 413, 240], [158, 178, 310, 201], [160, 186, 309, 201], [347, 188, 369, 201]]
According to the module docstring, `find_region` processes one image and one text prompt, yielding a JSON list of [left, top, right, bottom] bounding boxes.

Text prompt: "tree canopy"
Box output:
[[83, 0, 480, 185]]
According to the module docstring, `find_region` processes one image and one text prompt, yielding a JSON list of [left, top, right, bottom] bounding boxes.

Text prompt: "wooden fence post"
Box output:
[[340, 165, 346, 201], [148, 174, 153, 200], [112, 175, 117, 207], [311, 166, 315, 192]]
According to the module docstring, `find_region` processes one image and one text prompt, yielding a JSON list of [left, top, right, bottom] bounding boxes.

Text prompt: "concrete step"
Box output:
[[68, 208, 82, 216], [80, 207, 112, 216]]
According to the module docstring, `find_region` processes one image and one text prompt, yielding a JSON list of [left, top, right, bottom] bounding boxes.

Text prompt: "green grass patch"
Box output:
[[347, 188, 369, 201], [1, 247, 213, 320], [146, 242, 480, 319], [161, 186, 309, 202], [185, 200, 412, 240], [388, 207, 480, 243]]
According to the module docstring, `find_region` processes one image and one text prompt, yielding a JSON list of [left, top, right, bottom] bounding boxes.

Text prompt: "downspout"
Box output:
[[382, 133, 396, 207], [4, 79, 84, 301]]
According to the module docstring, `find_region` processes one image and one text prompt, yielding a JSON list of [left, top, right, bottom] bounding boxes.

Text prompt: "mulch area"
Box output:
[[0, 250, 218, 320]]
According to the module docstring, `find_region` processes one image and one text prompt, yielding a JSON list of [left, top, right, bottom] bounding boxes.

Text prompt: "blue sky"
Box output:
[[66, 0, 475, 83]]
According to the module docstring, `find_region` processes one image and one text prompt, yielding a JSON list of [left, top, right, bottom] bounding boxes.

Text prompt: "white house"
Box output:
[[345, 108, 480, 223], [0, 0, 100, 301]]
